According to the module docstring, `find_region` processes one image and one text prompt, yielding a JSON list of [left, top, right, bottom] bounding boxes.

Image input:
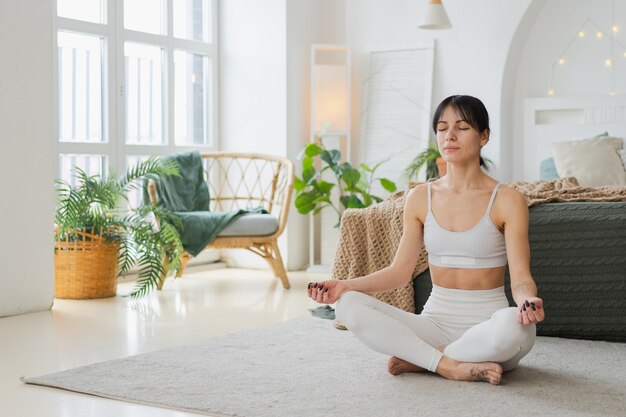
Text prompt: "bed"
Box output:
[[522, 95, 626, 182]]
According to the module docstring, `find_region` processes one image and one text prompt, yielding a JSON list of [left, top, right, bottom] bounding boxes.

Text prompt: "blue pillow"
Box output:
[[540, 158, 559, 180]]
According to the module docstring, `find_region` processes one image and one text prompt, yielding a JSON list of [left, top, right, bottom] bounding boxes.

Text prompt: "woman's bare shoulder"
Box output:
[[495, 184, 528, 223], [497, 184, 527, 206], [405, 183, 429, 222]]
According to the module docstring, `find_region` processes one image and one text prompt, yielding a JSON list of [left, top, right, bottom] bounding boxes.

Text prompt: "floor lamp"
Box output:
[[308, 44, 351, 272]]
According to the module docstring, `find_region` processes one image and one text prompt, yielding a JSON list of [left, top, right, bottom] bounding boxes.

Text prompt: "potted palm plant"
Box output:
[[55, 157, 184, 299], [404, 141, 493, 182], [403, 142, 445, 181]]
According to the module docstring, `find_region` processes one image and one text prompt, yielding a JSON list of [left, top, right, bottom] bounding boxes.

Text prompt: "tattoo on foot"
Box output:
[[470, 366, 488, 380]]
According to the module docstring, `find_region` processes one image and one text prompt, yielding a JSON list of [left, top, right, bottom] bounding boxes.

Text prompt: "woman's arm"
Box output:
[[343, 186, 425, 294], [308, 186, 425, 304], [502, 188, 545, 325]]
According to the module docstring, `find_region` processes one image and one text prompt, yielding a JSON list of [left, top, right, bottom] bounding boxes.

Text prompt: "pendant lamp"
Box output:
[[418, 0, 452, 30]]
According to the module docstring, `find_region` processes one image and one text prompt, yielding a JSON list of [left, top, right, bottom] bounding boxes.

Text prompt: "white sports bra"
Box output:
[[423, 182, 507, 269]]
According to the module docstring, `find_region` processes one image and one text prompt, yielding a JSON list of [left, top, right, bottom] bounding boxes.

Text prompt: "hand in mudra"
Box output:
[[308, 280, 349, 304], [517, 297, 545, 325]]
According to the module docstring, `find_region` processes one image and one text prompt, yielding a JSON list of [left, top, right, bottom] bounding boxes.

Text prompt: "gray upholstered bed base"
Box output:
[[414, 202, 626, 342]]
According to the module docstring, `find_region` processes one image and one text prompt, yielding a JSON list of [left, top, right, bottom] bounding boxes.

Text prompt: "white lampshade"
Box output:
[[313, 65, 349, 133], [418, 0, 452, 30]]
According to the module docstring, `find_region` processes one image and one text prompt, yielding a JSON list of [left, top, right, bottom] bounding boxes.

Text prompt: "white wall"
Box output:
[[219, 0, 288, 156], [345, 0, 533, 181], [510, 0, 626, 179], [219, 0, 288, 269], [285, 0, 346, 271], [0, 0, 55, 317], [222, 0, 620, 270], [219, 0, 345, 271]]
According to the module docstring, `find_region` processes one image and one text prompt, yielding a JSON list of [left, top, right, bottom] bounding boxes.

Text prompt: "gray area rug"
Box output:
[[23, 317, 626, 417]]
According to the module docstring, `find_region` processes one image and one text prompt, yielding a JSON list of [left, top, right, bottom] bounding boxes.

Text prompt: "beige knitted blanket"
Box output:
[[331, 177, 626, 314]]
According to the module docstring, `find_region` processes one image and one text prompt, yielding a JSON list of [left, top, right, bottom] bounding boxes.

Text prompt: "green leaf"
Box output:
[[403, 143, 441, 180], [295, 192, 317, 214], [312, 195, 331, 204], [312, 205, 329, 215], [340, 195, 364, 209], [342, 168, 361, 189], [305, 143, 324, 157], [314, 180, 334, 194], [294, 176, 306, 192], [120, 156, 181, 192], [302, 167, 316, 184], [380, 178, 397, 192], [333, 162, 352, 177], [303, 156, 314, 171], [360, 162, 372, 172], [320, 149, 341, 167]]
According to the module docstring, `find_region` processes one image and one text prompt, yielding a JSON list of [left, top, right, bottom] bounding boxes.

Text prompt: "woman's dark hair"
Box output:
[[432, 95, 490, 169]]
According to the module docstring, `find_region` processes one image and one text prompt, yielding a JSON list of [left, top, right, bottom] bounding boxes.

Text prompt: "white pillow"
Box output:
[[550, 136, 626, 186], [619, 149, 626, 171]]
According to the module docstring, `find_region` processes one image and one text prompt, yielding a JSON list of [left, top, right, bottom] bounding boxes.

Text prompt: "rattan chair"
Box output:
[[148, 152, 294, 289]]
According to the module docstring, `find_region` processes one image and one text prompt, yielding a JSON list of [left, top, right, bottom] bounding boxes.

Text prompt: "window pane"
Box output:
[[126, 155, 149, 209], [58, 32, 104, 143], [57, 0, 106, 24], [59, 154, 108, 187], [173, 0, 211, 42], [174, 50, 210, 145], [124, 0, 164, 35], [125, 43, 164, 145]]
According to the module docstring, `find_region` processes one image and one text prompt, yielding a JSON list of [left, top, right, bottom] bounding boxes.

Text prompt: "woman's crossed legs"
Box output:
[[334, 290, 535, 384]]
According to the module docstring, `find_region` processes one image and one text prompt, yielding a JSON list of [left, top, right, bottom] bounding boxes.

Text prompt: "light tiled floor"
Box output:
[[0, 267, 326, 417]]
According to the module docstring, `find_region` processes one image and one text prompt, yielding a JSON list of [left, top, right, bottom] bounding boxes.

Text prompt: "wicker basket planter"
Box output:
[[54, 229, 119, 299]]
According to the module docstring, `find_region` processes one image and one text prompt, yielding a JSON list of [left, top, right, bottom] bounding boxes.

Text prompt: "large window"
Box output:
[[55, 0, 218, 195]]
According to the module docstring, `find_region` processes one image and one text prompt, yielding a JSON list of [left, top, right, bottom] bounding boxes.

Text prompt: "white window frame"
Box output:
[[54, 0, 219, 178]]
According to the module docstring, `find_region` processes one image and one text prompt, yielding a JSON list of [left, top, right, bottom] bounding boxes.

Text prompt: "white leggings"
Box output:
[[335, 285, 536, 373]]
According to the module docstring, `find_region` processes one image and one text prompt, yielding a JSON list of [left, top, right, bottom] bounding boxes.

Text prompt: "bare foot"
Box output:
[[436, 357, 503, 385], [387, 356, 426, 376]]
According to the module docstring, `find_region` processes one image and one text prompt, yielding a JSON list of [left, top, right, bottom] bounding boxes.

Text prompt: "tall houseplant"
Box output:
[[294, 135, 397, 227], [55, 157, 184, 298]]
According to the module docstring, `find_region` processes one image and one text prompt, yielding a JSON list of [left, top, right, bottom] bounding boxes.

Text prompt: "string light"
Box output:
[[548, 7, 624, 98]]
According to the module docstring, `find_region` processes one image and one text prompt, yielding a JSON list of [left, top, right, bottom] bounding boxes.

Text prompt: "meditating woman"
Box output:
[[307, 95, 545, 385]]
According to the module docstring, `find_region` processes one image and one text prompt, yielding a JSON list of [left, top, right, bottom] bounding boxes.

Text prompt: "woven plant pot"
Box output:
[[54, 229, 119, 299]]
